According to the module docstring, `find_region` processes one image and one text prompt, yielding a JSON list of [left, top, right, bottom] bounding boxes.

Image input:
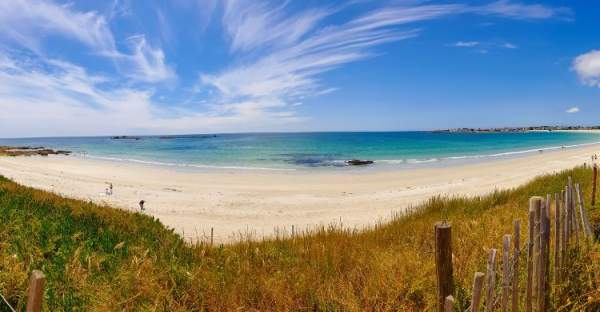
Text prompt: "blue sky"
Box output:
[[0, 0, 599, 137]]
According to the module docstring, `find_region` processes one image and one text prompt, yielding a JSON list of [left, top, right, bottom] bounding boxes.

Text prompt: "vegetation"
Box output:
[[0, 167, 599, 311]]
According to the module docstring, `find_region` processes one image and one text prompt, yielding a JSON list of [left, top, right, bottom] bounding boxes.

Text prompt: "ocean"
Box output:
[[1, 131, 599, 171]]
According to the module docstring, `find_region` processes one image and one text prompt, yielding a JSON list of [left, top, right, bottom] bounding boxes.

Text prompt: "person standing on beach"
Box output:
[[139, 200, 145, 211], [109, 183, 113, 195]]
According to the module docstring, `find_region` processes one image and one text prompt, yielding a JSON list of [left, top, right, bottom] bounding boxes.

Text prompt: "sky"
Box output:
[[0, 0, 599, 137]]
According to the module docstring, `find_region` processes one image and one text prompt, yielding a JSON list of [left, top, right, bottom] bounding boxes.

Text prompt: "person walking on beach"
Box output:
[[139, 200, 145, 211], [109, 183, 113, 195]]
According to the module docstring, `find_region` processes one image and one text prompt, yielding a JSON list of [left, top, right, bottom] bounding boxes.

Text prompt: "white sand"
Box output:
[[0, 144, 599, 242]]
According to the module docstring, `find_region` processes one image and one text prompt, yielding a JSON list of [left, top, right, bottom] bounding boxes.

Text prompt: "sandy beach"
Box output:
[[0, 143, 599, 243]]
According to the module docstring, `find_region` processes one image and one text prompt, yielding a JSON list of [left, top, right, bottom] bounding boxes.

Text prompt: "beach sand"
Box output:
[[0, 144, 599, 242]]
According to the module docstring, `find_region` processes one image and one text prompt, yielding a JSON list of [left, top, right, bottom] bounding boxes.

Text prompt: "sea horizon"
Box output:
[[2, 130, 599, 171]]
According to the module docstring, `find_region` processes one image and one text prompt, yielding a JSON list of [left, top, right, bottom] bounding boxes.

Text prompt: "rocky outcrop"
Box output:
[[346, 159, 374, 166], [0, 146, 71, 157], [111, 136, 141, 140]]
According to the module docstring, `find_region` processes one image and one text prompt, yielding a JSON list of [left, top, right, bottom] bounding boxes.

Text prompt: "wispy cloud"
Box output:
[[454, 41, 480, 47], [120, 35, 176, 83], [450, 40, 518, 52], [0, 0, 117, 54], [566, 107, 580, 113], [474, 0, 573, 20], [573, 50, 600, 88], [203, 1, 561, 120], [0, 0, 174, 83]]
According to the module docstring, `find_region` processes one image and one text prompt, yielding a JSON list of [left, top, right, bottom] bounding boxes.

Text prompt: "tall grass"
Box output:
[[0, 167, 598, 311]]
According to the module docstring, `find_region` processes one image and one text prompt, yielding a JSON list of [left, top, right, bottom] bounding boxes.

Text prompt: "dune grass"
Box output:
[[0, 167, 599, 311]]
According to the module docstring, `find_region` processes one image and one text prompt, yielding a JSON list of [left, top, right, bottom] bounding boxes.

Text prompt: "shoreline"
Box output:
[[0, 143, 599, 243]]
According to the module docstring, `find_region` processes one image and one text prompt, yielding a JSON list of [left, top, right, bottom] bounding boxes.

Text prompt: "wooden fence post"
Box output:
[[568, 177, 581, 245], [444, 295, 455, 312], [485, 249, 497, 312], [538, 197, 550, 312], [26, 270, 45, 312], [210, 227, 214, 246], [562, 188, 569, 279], [435, 222, 454, 312], [593, 164, 597, 207], [526, 196, 541, 312], [554, 193, 561, 287], [472, 272, 485, 312], [575, 184, 593, 237], [532, 196, 542, 307], [565, 185, 571, 246], [512, 220, 520, 312], [502, 235, 511, 312]]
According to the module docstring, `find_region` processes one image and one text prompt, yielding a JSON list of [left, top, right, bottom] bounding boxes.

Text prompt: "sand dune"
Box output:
[[0, 144, 598, 242]]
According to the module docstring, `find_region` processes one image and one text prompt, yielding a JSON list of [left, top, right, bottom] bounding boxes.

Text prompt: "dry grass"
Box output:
[[0, 167, 599, 311]]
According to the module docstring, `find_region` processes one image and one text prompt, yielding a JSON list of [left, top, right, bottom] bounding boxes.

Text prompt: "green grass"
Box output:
[[0, 167, 599, 311]]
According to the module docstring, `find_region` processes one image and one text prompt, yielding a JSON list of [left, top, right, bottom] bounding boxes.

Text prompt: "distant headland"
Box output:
[[434, 125, 600, 133]]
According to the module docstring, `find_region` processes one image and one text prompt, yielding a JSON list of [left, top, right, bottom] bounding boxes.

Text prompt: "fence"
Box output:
[[436, 167, 597, 312], [1, 270, 45, 312]]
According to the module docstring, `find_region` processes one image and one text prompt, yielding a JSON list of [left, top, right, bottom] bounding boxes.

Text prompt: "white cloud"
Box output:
[[120, 35, 176, 83], [0, 0, 117, 54], [475, 0, 572, 20], [503, 42, 518, 49], [198, 1, 572, 126], [573, 50, 600, 87], [566, 107, 580, 113], [0, 0, 174, 84], [0, 52, 301, 137], [454, 41, 480, 47], [203, 2, 464, 118]]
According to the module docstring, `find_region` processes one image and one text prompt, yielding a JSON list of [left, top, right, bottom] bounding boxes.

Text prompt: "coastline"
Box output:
[[0, 142, 599, 243]]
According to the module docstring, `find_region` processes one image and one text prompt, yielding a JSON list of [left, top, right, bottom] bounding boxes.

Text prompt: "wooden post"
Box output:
[[526, 197, 541, 312], [593, 164, 597, 207], [538, 197, 550, 312], [472, 272, 485, 312], [444, 295, 455, 312], [568, 177, 580, 245], [502, 234, 512, 312], [554, 193, 561, 287], [26, 270, 46, 312], [435, 222, 454, 312], [485, 248, 497, 312], [532, 196, 542, 307], [565, 185, 571, 246], [575, 184, 593, 237], [561, 188, 568, 279], [512, 220, 520, 312], [210, 227, 214, 246]]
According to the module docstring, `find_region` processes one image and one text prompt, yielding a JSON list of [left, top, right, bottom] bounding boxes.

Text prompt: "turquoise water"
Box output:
[[1, 132, 599, 170]]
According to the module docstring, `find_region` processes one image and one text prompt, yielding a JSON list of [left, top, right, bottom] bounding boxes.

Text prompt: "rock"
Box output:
[[346, 159, 374, 166], [0, 146, 72, 157], [111, 136, 141, 140]]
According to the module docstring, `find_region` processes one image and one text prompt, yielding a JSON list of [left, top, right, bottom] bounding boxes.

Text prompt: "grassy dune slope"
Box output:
[[0, 168, 599, 311]]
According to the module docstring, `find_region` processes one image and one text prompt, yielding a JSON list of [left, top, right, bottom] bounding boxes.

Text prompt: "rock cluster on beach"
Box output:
[[0, 146, 71, 157]]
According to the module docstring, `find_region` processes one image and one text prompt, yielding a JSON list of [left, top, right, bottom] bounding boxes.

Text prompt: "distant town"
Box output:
[[435, 126, 600, 133]]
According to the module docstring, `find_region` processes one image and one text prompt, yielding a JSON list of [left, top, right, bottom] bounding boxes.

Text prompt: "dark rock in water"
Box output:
[[346, 159, 374, 166], [111, 136, 141, 140]]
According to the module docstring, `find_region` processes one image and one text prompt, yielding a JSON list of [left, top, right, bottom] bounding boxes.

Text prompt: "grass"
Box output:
[[0, 167, 599, 311]]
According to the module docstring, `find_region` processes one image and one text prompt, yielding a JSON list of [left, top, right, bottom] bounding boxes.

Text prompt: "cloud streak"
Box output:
[[0, 0, 174, 84]]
